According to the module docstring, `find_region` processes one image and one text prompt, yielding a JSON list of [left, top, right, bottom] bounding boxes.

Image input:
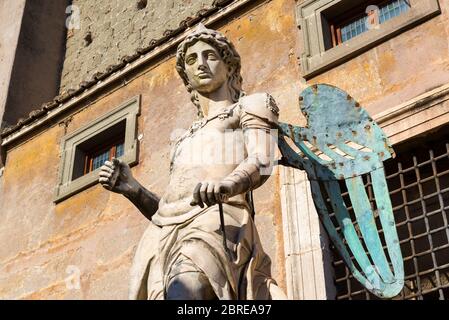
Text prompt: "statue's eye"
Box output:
[[186, 56, 196, 65], [207, 52, 218, 60]]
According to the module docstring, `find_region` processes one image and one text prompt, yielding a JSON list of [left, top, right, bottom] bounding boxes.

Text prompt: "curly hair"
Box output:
[[176, 24, 244, 118]]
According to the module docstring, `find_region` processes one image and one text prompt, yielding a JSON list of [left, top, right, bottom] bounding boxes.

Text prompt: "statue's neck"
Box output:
[[197, 85, 234, 118]]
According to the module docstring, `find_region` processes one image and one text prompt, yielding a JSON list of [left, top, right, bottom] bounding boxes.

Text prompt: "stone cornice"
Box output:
[[375, 82, 449, 125], [374, 82, 449, 145]]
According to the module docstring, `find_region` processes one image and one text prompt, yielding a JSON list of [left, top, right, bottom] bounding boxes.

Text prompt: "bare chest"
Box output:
[[171, 108, 246, 169]]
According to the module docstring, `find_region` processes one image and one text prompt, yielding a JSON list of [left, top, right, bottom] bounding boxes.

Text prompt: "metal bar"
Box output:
[[334, 139, 449, 299], [415, 153, 444, 299], [218, 202, 231, 260]]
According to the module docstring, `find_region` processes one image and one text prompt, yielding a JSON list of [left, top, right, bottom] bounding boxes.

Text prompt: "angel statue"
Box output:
[[99, 24, 287, 300], [100, 23, 405, 300]]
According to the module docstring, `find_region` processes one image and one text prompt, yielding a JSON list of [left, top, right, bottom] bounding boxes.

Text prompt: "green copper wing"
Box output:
[[278, 84, 404, 298]]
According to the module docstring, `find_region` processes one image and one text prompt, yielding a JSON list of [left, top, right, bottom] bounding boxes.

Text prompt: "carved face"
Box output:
[[184, 41, 228, 94]]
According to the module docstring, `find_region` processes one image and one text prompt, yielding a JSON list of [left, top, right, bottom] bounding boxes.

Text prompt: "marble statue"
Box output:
[[99, 24, 286, 300]]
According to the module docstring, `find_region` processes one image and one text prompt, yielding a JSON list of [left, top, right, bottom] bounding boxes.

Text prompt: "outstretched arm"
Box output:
[[99, 159, 159, 220]]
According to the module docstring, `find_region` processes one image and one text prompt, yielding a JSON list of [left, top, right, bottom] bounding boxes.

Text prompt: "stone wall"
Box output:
[[1, 0, 449, 300], [0, 0, 301, 299], [60, 0, 218, 93]]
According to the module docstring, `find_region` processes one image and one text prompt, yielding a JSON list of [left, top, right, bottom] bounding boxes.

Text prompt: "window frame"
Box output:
[[296, 0, 441, 79], [55, 95, 140, 203]]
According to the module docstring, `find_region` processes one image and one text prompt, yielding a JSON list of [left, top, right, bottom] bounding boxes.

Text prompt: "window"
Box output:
[[329, 0, 411, 47], [71, 120, 127, 181], [331, 127, 449, 300], [87, 140, 124, 174], [296, 0, 441, 78], [55, 96, 140, 202]]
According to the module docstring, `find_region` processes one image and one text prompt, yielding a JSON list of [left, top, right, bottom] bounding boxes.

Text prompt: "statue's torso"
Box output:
[[154, 103, 248, 222], [151, 92, 279, 225]]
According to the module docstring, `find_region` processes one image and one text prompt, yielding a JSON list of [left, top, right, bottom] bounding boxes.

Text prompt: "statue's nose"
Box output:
[[197, 54, 208, 69], [198, 64, 208, 72]]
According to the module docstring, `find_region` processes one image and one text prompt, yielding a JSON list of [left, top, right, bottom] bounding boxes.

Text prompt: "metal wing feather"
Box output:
[[278, 84, 404, 298]]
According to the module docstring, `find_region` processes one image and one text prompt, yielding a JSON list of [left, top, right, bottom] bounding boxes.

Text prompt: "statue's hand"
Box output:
[[190, 180, 236, 208], [99, 158, 137, 196]]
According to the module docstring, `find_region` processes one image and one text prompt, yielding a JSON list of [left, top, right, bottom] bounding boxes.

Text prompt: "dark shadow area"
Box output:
[[3, 0, 71, 127]]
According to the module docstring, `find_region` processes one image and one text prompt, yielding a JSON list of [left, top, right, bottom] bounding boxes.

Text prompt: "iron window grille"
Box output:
[[83, 138, 125, 175], [330, 128, 449, 300]]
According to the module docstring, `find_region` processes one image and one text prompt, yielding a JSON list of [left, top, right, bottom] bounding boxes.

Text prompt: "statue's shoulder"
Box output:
[[239, 92, 279, 123]]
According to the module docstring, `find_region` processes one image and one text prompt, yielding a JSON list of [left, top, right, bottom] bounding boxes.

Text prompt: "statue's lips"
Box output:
[[196, 72, 212, 79]]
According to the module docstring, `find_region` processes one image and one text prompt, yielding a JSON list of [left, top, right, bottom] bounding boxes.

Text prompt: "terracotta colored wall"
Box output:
[[1, 0, 447, 299], [0, 0, 303, 299]]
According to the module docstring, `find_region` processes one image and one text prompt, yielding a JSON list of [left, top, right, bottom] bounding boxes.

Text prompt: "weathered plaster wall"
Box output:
[[60, 0, 218, 93], [1, 0, 448, 300], [0, 0, 302, 299]]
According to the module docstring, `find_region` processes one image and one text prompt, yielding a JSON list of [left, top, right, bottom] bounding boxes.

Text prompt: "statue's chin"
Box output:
[[195, 84, 225, 95], [196, 87, 216, 94], [191, 78, 226, 95]]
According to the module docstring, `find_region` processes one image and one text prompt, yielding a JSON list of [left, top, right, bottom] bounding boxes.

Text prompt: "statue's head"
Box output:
[[176, 24, 244, 118]]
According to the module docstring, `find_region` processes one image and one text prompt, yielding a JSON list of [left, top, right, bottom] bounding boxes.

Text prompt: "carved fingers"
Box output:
[[99, 158, 127, 194], [200, 182, 209, 206], [192, 183, 202, 207], [99, 160, 116, 191], [190, 181, 234, 208]]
